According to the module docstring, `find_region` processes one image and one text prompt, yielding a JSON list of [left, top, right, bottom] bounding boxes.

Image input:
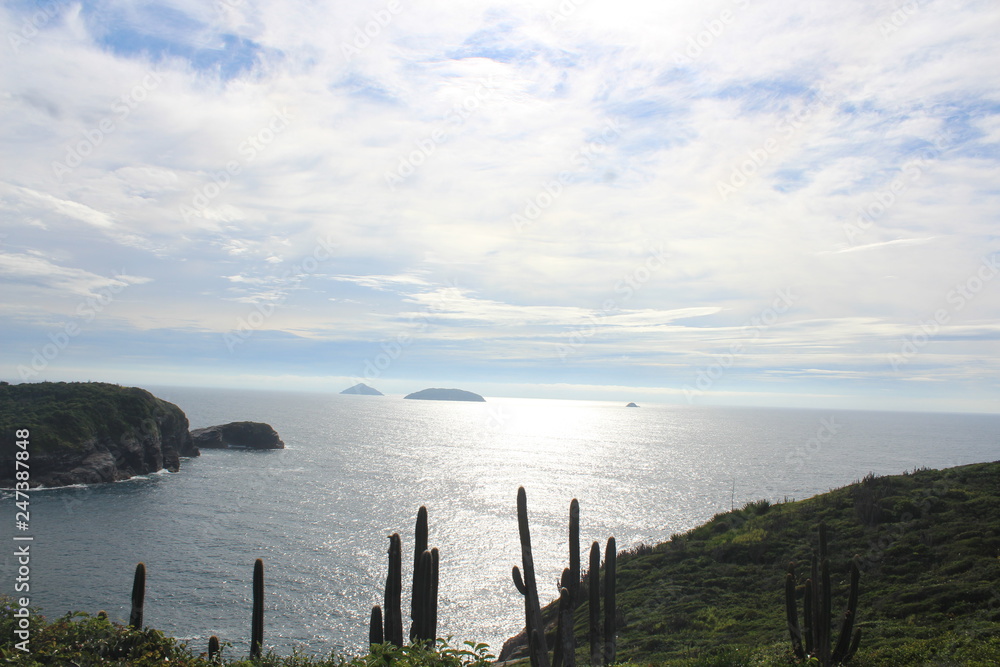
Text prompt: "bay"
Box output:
[[3, 387, 998, 658]]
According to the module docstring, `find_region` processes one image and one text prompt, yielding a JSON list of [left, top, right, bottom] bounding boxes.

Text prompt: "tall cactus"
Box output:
[[251, 558, 264, 658], [588, 542, 601, 667], [554, 499, 580, 667], [410, 506, 429, 642], [785, 524, 861, 665], [603, 538, 617, 666], [429, 547, 439, 642], [384, 533, 404, 647], [129, 562, 145, 629], [513, 486, 550, 667]]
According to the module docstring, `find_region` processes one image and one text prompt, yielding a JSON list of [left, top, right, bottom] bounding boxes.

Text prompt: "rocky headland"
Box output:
[[0, 382, 198, 488]]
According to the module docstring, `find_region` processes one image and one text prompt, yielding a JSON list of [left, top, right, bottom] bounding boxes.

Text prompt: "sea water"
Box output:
[[2, 387, 998, 657]]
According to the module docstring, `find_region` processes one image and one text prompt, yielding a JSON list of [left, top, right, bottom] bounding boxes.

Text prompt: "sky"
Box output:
[[1, 0, 999, 412]]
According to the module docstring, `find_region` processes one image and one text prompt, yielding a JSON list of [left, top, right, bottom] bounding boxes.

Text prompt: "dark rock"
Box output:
[[341, 383, 384, 395], [0, 381, 197, 488], [403, 388, 486, 402], [626, 402, 640, 407], [190, 421, 284, 450]]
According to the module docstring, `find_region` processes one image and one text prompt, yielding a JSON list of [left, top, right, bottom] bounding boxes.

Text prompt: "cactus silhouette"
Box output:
[[369, 605, 384, 646], [384, 533, 404, 646], [129, 562, 145, 629], [603, 537, 617, 666], [208, 635, 220, 662], [513, 486, 550, 667], [410, 506, 429, 642], [785, 523, 861, 665], [588, 542, 601, 667], [251, 558, 264, 658]]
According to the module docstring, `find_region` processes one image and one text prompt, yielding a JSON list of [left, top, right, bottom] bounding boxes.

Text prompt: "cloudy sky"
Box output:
[[2, 0, 998, 412]]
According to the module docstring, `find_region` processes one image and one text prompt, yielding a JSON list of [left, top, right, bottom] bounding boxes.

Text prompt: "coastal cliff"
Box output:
[[0, 382, 198, 488]]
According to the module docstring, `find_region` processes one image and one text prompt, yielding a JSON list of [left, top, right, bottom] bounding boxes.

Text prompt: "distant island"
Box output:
[[626, 402, 639, 407], [0, 381, 198, 488], [340, 383, 384, 395], [403, 388, 486, 402], [190, 422, 284, 449]]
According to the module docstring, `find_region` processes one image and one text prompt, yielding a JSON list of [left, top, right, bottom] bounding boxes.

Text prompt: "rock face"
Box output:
[[403, 388, 486, 402], [340, 383, 384, 396], [190, 421, 284, 449], [0, 382, 198, 488]]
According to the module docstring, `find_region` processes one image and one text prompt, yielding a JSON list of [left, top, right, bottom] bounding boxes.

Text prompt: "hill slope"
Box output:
[[506, 461, 1000, 665]]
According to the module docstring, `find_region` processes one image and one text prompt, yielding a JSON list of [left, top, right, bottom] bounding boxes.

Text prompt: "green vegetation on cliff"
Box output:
[[0, 381, 180, 455], [553, 459, 1000, 665]]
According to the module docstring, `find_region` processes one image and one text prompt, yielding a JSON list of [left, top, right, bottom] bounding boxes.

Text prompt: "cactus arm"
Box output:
[[785, 563, 804, 660], [385, 533, 404, 646]]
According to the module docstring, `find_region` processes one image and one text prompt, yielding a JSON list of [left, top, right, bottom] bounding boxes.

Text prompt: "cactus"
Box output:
[[208, 635, 221, 661], [514, 486, 550, 667], [410, 506, 429, 642], [603, 537, 617, 666], [553, 568, 575, 667], [129, 562, 145, 628], [554, 499, 580, 667], [251, 558, 264, 658], [785, 524, 861, 665], [369, 605, 384, 645], [588, 542, 601, 667], [384, 533, 404, 646]]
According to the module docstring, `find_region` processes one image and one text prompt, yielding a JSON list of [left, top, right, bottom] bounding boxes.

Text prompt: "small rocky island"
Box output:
[[340, 382, 384, 395], [626, 402, 640, 408], [403, 388, 486, 402], [190, 422, 284, 450], [0, 381, 198, 488]]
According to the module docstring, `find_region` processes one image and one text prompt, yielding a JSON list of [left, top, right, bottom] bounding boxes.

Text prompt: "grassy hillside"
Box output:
[[549, 460, 1000, 665]]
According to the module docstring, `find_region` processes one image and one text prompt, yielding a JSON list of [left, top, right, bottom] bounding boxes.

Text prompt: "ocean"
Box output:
[[3, 387, 998, 658]]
